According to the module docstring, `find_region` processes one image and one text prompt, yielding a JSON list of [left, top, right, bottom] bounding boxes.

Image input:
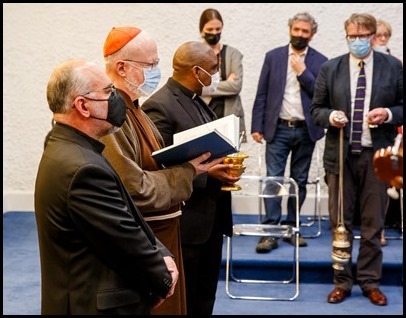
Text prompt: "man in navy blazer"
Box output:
[[311, 13, 403, 306], [251, 12, 327, 253]]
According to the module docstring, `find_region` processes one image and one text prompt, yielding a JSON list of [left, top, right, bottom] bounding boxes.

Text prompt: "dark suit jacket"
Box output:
[[251, 45, 328, 142], [311, 51, 403, 174], [34, 123, 173, 315], [142, 78, 233, 243]]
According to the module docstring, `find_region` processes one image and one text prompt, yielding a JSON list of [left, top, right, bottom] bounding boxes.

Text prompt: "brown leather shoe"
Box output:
[[363, 288, 387, 306], [256, 237, 279, 253], [283, 234, 308, 247], [327, 287, 351, 304]]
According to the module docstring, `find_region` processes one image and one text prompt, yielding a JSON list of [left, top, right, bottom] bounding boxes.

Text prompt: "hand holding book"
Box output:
[[151, 115, 240, 167], [188, 152, 226, 176]]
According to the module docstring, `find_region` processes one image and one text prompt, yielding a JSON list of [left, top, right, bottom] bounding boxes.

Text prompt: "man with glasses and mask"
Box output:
[[99, 27, 224, 315], [311, 13, 403, 306], [251, 12, 327, 253], [35, 59, 178, 315], [142, 41, 239, 315]]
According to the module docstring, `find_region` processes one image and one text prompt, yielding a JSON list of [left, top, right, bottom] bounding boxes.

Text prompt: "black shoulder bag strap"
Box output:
[[220, 45, 227, 80]]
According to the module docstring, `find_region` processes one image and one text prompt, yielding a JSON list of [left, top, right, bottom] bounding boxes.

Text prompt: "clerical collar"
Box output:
[[168, 77, 195, 99]]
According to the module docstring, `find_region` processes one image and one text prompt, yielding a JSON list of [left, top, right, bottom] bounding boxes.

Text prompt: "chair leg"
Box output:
[[302, 180, 322, 238], [225, 231, 300, 301]]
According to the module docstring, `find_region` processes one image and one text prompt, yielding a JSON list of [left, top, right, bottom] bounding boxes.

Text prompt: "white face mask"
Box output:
[[197, 66, 220, 96], [373, 45, 389, 54]]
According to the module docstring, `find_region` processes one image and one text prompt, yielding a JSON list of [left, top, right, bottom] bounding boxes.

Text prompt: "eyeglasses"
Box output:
[[123, 59, 160, 70], [375, 33, 391, 39], [80, 84, 115, 102], [346, 33, 372, 42]]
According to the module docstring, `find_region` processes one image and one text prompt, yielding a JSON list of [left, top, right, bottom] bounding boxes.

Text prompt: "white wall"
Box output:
[[3, 3, 403, 212]]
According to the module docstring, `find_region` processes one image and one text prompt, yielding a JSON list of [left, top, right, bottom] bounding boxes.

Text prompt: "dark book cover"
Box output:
[[151, 129, 237, 167]]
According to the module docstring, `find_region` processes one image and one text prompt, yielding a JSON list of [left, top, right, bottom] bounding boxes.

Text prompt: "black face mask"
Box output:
[[89, 90, 127, 127], [204, 32, 221, 45], [105, 90, 127, 127], [290, 36, 309, 51]]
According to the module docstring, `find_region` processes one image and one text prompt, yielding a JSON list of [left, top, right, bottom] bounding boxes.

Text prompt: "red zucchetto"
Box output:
[[103, 26, 142, 57]]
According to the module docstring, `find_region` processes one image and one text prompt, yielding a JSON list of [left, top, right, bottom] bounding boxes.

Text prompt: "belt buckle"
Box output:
[[287, 121, 295, 128]]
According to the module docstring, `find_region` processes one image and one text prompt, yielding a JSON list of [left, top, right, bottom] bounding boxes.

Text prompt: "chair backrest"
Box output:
[[231, 175, 299, 225]]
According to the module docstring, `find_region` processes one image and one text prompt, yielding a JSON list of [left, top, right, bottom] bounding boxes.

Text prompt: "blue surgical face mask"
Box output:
[[124, 63, 161, 97], [348, 38, 371, 58], [138, 67, 161, 96]]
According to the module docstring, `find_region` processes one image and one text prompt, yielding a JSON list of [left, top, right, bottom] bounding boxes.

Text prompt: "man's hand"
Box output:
[[252, 132, 264, 144], [151, 255, 179, 309], [291, 54, 306, 75], [163, 256, 178, 298], [330, 110, 348, 128], [188, 152, 225, 176], [208, 163, 241, 184], [367, 107, 389, 127]]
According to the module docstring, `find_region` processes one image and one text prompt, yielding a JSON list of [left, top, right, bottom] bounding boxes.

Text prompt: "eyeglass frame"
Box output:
[[346, 33, 373, 42], [123, 59, 160, 70], [79, 84, 116, 102], [375, 33, 391, 39]]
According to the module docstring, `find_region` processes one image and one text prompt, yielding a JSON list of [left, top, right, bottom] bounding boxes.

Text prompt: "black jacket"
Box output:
[[35, 123, 173, 314]]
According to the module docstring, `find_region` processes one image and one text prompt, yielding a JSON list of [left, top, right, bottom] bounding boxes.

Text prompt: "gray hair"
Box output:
[[288, 12, 318, 35], [47, 60, 93, 114]]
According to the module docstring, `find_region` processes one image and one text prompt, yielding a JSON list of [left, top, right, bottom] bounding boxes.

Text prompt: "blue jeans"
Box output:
[[263, 124, 315, 225]]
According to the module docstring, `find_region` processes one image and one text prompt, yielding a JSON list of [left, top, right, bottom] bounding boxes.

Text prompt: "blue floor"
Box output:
[[219, 214, 403, 285], [213, 282, 403, 315], [3, 211, 403, 315], [212, 214, 403, 315]]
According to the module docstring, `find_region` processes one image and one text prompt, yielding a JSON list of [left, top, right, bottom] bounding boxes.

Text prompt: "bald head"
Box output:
[[173, 41, 216, 73], [172, 41, 218, 94]]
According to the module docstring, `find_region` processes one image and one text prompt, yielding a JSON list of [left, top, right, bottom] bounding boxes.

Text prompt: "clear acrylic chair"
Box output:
[[225, 175, 300, 301]]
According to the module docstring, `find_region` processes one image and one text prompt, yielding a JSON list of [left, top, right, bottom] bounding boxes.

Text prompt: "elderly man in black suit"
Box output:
[[35, 59, 177, 314]]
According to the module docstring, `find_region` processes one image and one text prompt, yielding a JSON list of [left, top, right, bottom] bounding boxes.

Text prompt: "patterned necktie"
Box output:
[[351, 61, 365, 154]]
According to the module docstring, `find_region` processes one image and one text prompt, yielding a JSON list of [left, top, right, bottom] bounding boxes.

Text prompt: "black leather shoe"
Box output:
[[256, 237, 278, 253], [363, 288, 387, 306], [327, 287, 351, 304]]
